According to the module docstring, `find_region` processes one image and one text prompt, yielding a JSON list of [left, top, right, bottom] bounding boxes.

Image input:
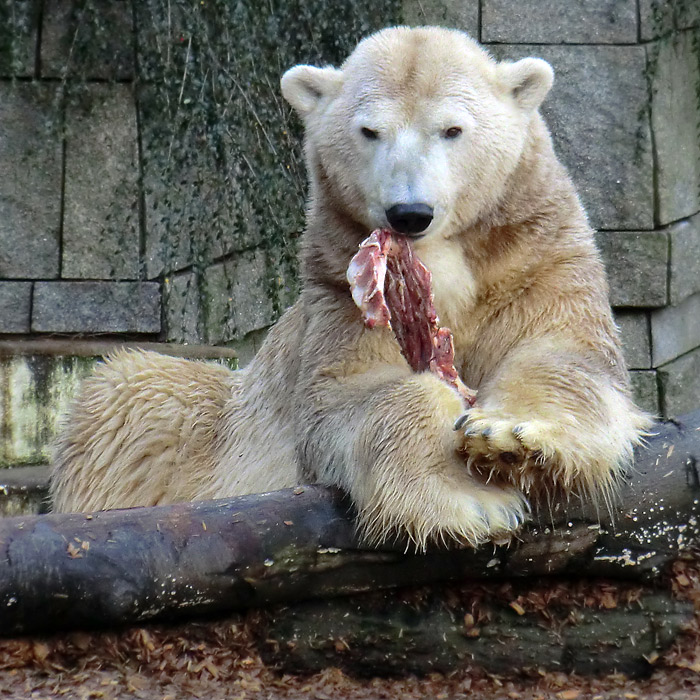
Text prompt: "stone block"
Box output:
[[614, 311, 651, 369], [494, 44, 654, 231], [0, 355, 98, 467], [651, 292, 700, 366], [164, 250, 281, 345], [32, 282, 161, 334], [669, 213, 700, 305], [676, 2, 700, 30], [640, 0, 700, 39], [163, 272, 202, 345], [650, 32, 700, 225], [224, 327, 270, 368], [0, 83, 61, 278], [62, 84, 140, 279], [40, 0, 134, 80], [639, 0, 675, 40], [481, 0, 637, 44], [596, 232, 668, 308], [139, 85, 268, 278], [658, 348, 700, 418], [0, 282, 32, 333], [402, 0, 478, 36], [0, 0, 40, 77], [629, 370, 660, 417]]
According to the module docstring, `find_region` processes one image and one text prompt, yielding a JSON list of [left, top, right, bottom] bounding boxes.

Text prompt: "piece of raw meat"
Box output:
[[347, 229, 477, 405]]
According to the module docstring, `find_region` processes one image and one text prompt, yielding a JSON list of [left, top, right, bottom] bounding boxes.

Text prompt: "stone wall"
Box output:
[[0, 0, 699, 418]]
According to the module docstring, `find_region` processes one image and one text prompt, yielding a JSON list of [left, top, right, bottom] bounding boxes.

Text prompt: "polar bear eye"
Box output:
[[442, 126, 463, 140], [360, 127, 379, 140]]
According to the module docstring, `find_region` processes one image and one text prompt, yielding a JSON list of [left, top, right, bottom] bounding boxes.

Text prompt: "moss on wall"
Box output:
[[135, 0, 401, 342], [0, 0, 401, 344]]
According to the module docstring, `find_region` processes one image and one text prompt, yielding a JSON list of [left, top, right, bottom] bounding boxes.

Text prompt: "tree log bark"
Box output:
[[0, 410, 698, 640], [258, 586, 692, 678]]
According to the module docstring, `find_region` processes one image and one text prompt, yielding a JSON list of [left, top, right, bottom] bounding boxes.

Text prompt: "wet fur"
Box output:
[[51, 27, 651, 548]]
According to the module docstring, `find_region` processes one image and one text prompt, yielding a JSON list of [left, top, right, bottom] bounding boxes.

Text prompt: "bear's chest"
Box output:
[[416, 238, 478, 345]]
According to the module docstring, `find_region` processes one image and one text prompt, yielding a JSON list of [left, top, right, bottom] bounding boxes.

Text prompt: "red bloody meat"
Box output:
[[347, 229, 477, 406]]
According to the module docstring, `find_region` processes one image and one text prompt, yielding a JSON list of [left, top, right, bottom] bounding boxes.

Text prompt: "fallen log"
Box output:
[[258, 584, 693, 678], [0, 409, 698, 645]]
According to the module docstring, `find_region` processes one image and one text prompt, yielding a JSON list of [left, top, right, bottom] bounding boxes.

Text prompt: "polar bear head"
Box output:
[[281, 26, 553, 239]]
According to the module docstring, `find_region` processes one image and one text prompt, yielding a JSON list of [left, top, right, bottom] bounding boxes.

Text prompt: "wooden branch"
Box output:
[[0, 410, 698, 639]]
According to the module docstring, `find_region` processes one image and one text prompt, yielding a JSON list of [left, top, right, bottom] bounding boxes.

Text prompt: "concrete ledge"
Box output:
[[0, 344, 238, 469], [0, 465, 49, 517], [0, 339, 239, 360]]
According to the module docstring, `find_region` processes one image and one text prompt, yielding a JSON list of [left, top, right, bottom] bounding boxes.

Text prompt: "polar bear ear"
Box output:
[[500, 58, 554, 112], [281, 65, 343, 116]]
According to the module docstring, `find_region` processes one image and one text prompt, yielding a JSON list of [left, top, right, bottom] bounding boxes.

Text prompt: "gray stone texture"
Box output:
[[62, 84, 140, 279], [640, 0, 700, 40], [650, 31, 700, 226], [0, 83, 61, 279], [639, 0, 675, 40], [481, 0, 638, 44], [0, 0, 40, 77], [139, 83, 267, 279], [40, 0, 134, 80], [0, 282, 32, 333], [32, 282, 161, 333], [596, 231, 668, 307], [628, 370, 660, 417], [676, 1, 700, 30], [164, 249, 279, 345], [163, 273, 201, 345], [651, 292, 700, 366], [402, 0, 478, 36], [614, 311, 651, 369], [225, 327, 270, 368], [658, 347, 700, 418], [669, 213, 700, 305], [494, 44, 654, 231]]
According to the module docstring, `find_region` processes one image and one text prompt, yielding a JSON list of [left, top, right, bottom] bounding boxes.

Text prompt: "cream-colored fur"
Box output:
[[51, 27, 651, 549]]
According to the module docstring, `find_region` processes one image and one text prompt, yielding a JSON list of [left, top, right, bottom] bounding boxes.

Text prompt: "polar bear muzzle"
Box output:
[[385, 203, 434, 236]]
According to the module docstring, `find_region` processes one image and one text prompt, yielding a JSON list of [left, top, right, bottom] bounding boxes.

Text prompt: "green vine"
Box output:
[[0, 0, 400, 347], [0, 0, 35, 77], [137, 0, 400, 345]]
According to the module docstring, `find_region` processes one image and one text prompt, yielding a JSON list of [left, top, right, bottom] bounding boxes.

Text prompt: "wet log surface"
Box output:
[[259, 585, 693, 678], [0, 410, 698, 677]]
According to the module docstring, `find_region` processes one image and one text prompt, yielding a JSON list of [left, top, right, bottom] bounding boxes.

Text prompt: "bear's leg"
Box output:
[[455, 342, 652, 507], [297, 368, 526, 549], [50, 350, 238, 513]]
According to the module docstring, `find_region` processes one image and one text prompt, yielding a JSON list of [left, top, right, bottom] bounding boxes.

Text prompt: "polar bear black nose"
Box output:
[[385, 203, 434, 236]]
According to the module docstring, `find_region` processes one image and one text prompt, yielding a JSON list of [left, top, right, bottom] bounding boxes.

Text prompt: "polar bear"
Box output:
[[51, 27, 651, 548]]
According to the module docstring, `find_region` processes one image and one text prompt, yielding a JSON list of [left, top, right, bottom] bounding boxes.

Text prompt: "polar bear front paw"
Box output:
[[358, 468, 527, 551], [454, 406, 582, 494]]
